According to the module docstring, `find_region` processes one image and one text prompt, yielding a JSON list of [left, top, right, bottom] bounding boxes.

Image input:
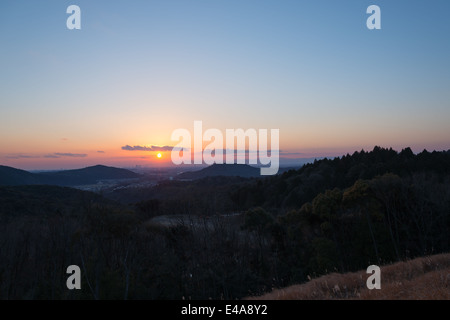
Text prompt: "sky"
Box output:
[[1, 0, 449, 170]]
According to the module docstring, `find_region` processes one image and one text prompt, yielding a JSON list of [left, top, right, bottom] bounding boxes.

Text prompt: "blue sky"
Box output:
[[1, 0, 449, 169]]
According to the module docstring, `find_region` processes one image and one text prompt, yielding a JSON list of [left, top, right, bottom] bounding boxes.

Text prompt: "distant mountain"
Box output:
[[176, 164, 261, 180], [0, 165, 141, 187], [37, 165, 141, 186], [0, 165, 40, 186]]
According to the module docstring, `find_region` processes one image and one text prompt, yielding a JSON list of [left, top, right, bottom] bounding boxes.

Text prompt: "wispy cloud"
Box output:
[[54, 153, 87, 158], [5, 154, 41, 159], [97, 150, 105, 153], [122, 145, 173, 151], [151, 146, 173, 151], [122, 145, 152, 151]]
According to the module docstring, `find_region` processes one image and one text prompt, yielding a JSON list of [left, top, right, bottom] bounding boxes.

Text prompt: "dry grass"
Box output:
[[247, 253, 450, 300]]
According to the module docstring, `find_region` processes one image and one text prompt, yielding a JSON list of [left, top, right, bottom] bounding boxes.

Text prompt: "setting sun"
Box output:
[[157, 152, 162, 159]]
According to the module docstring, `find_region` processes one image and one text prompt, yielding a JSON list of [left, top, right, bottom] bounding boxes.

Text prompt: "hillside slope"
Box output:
[[248, 253, 450, 300], [0, 185, 120, 217], [0, 165, 40, 186], [0, 164, 140, 186], [37, 164, 141, 186], [177, 164, 261, 180]]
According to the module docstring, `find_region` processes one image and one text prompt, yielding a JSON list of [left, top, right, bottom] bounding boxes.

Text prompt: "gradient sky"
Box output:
[[1, 0, 449, 170]]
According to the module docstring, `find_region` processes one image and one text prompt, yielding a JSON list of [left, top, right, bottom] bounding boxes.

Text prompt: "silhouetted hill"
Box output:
[[0, 164, 141, 187], [37, 165, 141, 186], [176, 164, 261, 180], [229, 146, 450, 210], [0, 165, 40, 186]]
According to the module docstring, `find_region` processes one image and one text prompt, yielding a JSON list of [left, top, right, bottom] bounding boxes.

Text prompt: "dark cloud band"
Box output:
[[122, 145, 173, 152]]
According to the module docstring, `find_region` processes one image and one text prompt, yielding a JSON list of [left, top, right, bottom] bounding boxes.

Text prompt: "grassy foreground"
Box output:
[[247, 253, 450, 300]]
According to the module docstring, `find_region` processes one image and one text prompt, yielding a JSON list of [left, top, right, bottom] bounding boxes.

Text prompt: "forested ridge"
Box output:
[[0, 147, 449, 299]]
